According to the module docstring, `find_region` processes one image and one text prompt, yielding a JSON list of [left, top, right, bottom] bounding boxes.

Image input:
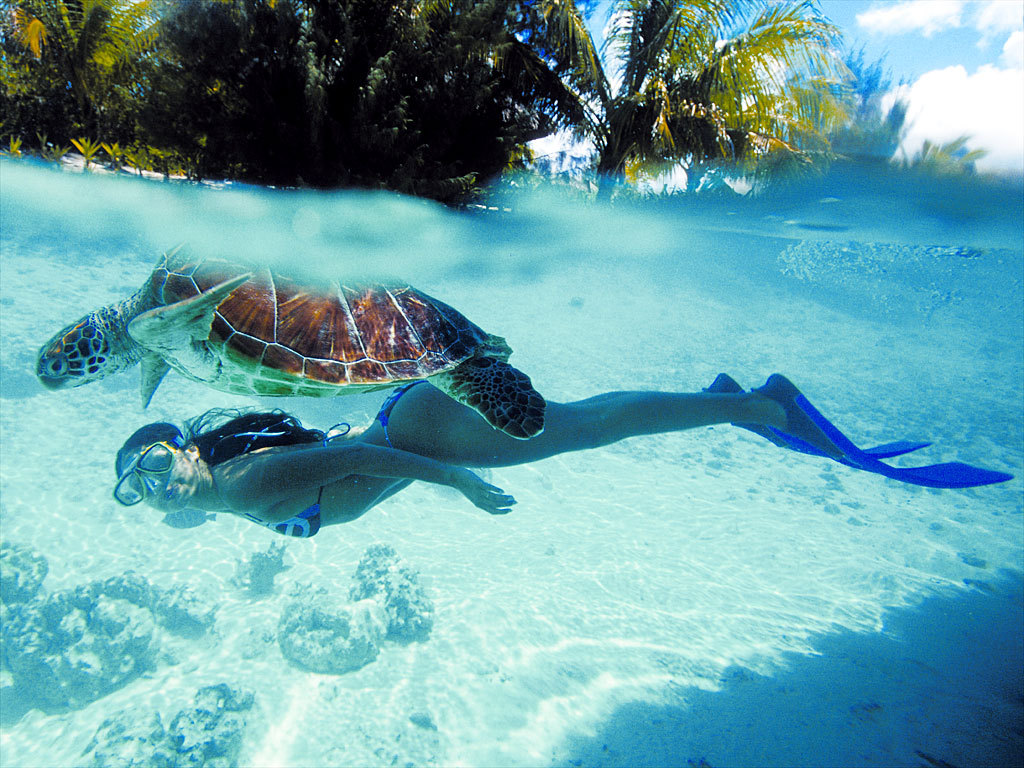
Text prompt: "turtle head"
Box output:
[[37, 310, 137, 390]]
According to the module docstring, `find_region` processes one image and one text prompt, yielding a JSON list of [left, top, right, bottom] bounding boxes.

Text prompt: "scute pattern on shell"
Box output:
[[147, 255, 489, 391]]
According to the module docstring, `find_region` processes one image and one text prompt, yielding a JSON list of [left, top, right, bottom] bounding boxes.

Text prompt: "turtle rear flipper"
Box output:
[[434, 357, 545, 439]]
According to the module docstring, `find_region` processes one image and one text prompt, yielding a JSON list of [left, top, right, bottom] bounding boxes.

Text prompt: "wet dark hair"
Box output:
[[115, 409, 325, 476], [185, 409, 324, 466]]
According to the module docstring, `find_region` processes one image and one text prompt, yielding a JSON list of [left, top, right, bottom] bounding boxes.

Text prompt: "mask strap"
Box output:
[[324, 423, 351, 444], [212, 415, 295, 457]]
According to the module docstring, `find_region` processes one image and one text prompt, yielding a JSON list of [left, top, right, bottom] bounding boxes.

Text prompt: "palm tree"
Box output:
[[828, 48, 908, 165], [528, 0, 850, 194], [9, 0, 158, 136], [904, 136, 987, 176]]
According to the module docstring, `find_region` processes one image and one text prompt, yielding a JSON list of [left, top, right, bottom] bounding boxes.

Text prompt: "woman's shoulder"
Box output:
[[212, 440, 320, 468]]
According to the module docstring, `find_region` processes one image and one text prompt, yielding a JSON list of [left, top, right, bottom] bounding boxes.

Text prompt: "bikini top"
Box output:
[[243, 488, 323, 538], [234, 418, 351, 538]]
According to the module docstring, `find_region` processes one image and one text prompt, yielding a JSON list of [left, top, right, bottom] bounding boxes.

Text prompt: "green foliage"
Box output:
[[70, 136, 103, 167], [0, 0, 869, 199], [36, 132, 72, 161], [904, 136, 987, 176], [101, 141, 123, 169], [829, 47, 907, 164], [43, 142, 72, 162], [122, 144, 153, 175], [2, 0, 577, 199], [1, 1, 160, 142], [138, 0, 579, 201]]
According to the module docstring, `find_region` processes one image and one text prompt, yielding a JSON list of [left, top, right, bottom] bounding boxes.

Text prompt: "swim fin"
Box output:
[[705, 373, 1014, 489]]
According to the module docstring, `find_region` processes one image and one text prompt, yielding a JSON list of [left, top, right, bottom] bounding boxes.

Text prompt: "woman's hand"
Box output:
[[449, 467, 516, 515]]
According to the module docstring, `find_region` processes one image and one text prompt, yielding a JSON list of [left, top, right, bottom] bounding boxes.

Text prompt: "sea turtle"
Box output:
[[36, 245, 545, 438]]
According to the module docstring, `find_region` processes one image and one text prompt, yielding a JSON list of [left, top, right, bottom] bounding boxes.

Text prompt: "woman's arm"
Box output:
[[215, 443, 515, 515]]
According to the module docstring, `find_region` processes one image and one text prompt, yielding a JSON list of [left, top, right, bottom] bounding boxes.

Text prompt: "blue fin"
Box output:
[[860, 440, 932, 458], [706, 373, 1014, 489], [792, 392, 1013, 489]]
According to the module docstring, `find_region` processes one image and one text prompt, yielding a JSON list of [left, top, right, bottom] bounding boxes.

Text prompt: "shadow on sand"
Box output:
[[556, 571, 1023, 768]]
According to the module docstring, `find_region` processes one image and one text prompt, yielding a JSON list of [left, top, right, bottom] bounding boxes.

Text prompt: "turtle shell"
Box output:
[[142, 254, 490, 396]]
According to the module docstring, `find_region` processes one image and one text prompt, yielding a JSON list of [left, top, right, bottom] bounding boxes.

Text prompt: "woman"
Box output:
[[113, 374, 1012, 537]]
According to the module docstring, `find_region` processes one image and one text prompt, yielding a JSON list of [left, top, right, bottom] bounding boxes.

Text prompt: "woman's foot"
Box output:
[[705, 373, 790, 448], [706, 373, 844, 460], [753, 374, 844, 460], [705, 373, 744, 395]]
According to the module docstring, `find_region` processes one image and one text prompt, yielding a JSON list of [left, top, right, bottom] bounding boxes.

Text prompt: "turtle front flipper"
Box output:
[[128, 274, 251, 386], [433, 357, 546, 439]]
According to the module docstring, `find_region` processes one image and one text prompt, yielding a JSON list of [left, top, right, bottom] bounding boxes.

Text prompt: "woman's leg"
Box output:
[[382, 382, 787, 468]]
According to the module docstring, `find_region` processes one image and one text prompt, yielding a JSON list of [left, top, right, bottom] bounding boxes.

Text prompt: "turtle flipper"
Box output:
[[128, 274, 250, 354], [434, 357, 546, 439], [128, 273, 250, 390], [140, 353, 171, 408]]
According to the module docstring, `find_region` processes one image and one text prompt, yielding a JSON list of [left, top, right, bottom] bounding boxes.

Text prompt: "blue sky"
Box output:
[[565, 0, 1023, 174], [817, 0, 1023, 172], [818, 0, 1021, 80]]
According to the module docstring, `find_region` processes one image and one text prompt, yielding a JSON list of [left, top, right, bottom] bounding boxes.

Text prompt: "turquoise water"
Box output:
[[1, 159, 1021, 767]]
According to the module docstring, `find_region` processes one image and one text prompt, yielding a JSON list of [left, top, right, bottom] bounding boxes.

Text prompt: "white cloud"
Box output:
[[974, 0, 1023, 34], [973, 0, 1024, 50], [528, 131, 593, 175], [1002, 28, 1024, 67], [856, 0, 964, 37], [892, 64, 1024, 173]]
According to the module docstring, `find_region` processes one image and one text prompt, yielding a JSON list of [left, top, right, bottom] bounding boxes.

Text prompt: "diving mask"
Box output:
[[113, 440, 180, 506]]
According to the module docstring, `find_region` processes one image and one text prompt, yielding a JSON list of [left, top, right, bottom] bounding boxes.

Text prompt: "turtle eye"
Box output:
[[46, 356, 68, 377]]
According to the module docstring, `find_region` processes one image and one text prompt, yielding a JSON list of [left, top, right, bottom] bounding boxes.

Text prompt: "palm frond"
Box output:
[[521, 0, 610, 110], [13, 9, 47, 57]]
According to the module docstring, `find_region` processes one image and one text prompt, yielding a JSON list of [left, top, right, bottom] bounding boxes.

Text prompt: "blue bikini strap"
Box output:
[[377, 381, 429, 448]]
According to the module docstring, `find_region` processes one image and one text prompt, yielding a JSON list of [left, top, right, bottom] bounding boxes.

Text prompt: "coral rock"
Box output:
[[232, 542, 290, 598], [86, 573, 216, 638], [349, 544, 434, 642], [0, 542, 48, 604], [278, 590, 385, 674], [152, 584, 217, 638], [85, 713, 176, 768], [0, 572, 215, 715], [83, 684, 253, 767], [168, 683, 254, 766], [2, 591, 156, 711]]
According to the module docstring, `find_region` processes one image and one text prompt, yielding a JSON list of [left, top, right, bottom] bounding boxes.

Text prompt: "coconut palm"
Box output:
[[529, 0, 850, 193]]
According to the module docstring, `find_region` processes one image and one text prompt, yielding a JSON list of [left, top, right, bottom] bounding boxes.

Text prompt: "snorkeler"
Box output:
[[113, 374, 1013, 538]]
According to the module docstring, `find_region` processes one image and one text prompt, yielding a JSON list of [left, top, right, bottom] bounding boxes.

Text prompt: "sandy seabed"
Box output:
[[1, 164, 1021, 767]]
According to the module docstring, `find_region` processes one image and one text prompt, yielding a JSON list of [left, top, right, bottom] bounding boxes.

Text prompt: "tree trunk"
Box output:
[[595, 148, 625, 202]]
